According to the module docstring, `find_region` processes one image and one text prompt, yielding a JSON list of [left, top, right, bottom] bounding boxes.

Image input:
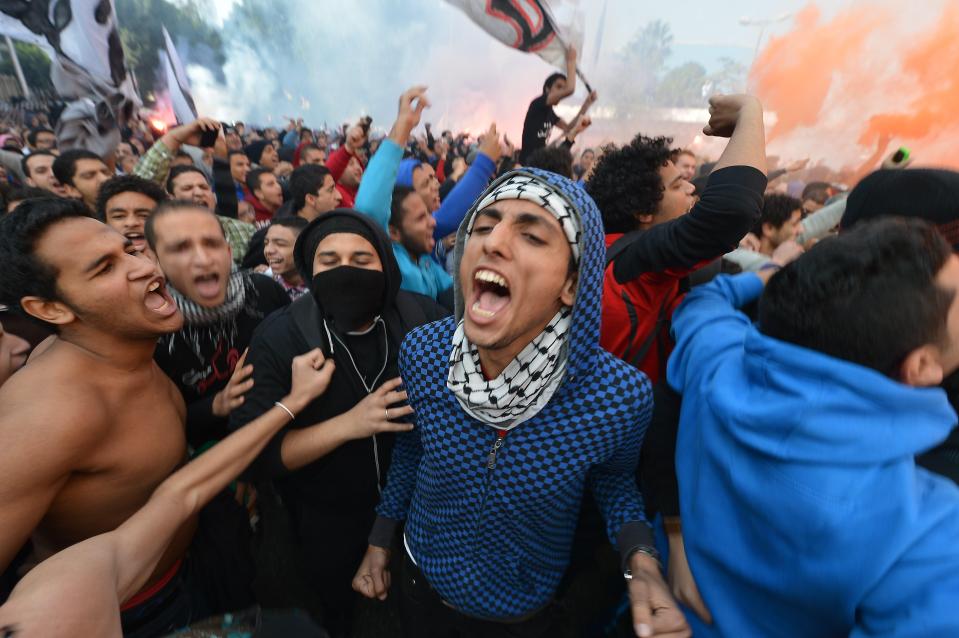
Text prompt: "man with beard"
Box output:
[[146, 201, 289, 448], [352, 167, 688, 637], [245, 168, 284, 223], [354, 87, 500, 304], [166, 166, 256, 266], [95, 175, 168, 260], [231, 210, 448, 636], [52, 149, 112, 211], [0, 197, 195, 636], [22, 151, 67, 197]]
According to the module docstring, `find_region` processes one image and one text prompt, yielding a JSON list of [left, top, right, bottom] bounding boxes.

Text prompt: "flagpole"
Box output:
[[534, 0, 593, 93], [5, 36, 31, 99]]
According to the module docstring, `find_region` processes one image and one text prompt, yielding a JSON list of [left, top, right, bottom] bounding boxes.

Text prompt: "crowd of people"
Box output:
[[0, 41, 957, 638]]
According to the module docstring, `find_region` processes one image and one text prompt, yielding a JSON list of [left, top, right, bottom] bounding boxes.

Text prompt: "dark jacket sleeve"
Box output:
[[186, 393, 228, 445], [638, 381, 682, 518], [230, 316, 298, 482], [613, 166, 767, 283], [242, 227, 269, 270], [213, 157, 239, 219]]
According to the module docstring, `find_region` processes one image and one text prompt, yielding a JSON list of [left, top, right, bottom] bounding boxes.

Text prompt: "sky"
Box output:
[[175, 0, 956, 169]]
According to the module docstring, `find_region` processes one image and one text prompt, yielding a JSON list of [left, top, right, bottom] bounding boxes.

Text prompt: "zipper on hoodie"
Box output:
[[486, 429, 508, 470]]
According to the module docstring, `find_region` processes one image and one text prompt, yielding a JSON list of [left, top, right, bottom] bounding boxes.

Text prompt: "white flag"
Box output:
[[161, 26, 197, 125], [446, 0, 589, 89], [0, 0, 140, 155]]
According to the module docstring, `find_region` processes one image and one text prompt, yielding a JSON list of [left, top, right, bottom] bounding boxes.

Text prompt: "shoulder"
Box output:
[[250, 273, 291, 310], [395, 290, 452, 326], [584, 349, 653, 408], [400, 316, 456, 360], [0, 357, 110, 458]]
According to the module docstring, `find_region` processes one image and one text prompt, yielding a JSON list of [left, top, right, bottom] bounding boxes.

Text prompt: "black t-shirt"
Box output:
[[520, 94, 559, 163], [155, 273, 290, 447]]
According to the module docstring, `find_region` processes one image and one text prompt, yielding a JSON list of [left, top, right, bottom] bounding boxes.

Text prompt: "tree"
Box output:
[[708, 57, 748, 96], [115, 0, 226, 100], [606, 19, 674, 116], [655, 62, 707, 107], [0, 42, 52, 90]]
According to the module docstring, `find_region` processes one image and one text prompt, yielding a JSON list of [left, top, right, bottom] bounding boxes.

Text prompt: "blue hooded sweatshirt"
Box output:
[[668, 273, 959, 637], [371, 168, 656, 620]]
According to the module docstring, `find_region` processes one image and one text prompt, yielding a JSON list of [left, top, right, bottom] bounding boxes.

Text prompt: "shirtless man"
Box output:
[[0, 348, 334, 638], [0, 197, 198, 636]]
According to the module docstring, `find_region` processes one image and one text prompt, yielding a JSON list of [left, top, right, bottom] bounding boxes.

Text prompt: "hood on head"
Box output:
[[450, 168, 605, 377], [244, 140, 268, 165], [396, 158, 423, 189], [293, 208, 401, 313], [843, 168, 959, 248]]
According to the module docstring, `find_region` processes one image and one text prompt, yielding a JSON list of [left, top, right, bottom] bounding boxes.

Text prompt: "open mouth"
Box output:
[[266, 257, 286, 270], [469, 268, 511, 322], [144, 278, 178, 317], [125, 232, 146, 250], [193, 273, 222, 300]]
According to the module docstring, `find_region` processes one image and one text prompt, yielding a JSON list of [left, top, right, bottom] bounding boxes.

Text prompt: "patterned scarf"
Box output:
[[446, 173, 581, 429], [168, 269, 250, 327], [163, 269, 259, 360], [447, 308, 572, 429]]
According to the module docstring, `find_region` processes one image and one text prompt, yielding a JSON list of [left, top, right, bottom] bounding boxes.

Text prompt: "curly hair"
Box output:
[[755, 193, 802, 236], [586, 134, 672, 234], [94, 175, 168, 222]]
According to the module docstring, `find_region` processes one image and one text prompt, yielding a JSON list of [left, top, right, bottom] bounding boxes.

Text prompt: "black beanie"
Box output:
[[245, 140, 269, 165], [843, 169, 959, 247]]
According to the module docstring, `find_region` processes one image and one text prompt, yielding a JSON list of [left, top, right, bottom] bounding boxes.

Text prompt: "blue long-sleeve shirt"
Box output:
[[668, 273, 959, 637], [354, 139, 495, 299]]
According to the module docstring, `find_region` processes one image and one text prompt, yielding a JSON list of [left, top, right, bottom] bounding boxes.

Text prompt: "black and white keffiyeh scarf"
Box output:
[[446, 173, 582, 429], [163, 269, 258, 359]]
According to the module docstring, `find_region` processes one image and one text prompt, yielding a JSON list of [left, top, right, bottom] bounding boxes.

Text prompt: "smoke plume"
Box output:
[[750, 0, 959, 170]]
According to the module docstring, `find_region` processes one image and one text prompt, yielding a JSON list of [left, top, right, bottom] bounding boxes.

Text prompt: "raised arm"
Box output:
[[431, 122, 499, 238], [133, 117, 220, 186], [354, 87, 430, 232], [613, 95, 768, 283]]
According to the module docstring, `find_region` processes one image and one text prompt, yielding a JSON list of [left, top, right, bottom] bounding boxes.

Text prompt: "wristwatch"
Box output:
[[623, 545, 662, 580]]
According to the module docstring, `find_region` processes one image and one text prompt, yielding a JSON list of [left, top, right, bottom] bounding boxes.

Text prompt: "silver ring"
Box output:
[[385, 408, 389, 421]]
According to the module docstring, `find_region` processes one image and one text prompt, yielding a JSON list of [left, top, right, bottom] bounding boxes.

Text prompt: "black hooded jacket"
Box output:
[[230, 210, 449, 512]]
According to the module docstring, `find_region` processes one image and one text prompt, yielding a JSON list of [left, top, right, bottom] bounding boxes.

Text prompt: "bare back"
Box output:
[[0, 337, 193, 589]]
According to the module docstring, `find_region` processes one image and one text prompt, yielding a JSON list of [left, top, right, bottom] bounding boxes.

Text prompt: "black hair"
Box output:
[[586, 134, 673, 234], [290, 164, 332, 211], [543, 72, 566, 94], [26, 127, 55, 147], [144, 199, 224, 251], [299, 143, 324, 159], [246, 168, 272, 194], [94, 175, 168, 221], [759, 217, 954, 378], [21, 150, 55, 178], [228, 149, 248, 161], [755, 193, 802, 237], [802, 181, 831, 205], [269, 215, 308, 234], [0, 196, 92, 308], [299, 127, 312, 139], [165, 165, 207, 194], [174, 150, 193, 161], [390, 186, 417, 228], [52, 149, 103, 187], [5, 186, 48, 211], [524, 146, 574, 179]]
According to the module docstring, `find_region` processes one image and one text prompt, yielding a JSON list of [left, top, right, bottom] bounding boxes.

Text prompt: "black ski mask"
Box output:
[[312, 266, 386, 332]]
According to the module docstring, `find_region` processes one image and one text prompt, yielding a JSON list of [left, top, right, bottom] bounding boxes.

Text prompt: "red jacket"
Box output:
[[325, 144, 363, 208], [600, 233, 706, 384], [242, 185, 275, 223]]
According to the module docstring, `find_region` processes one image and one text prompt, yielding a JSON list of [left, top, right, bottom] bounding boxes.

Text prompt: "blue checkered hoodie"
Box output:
[[371, 168, 655, 620]]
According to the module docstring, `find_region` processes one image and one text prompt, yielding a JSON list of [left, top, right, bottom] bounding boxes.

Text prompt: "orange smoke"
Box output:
[[750, 1, 959, 171]]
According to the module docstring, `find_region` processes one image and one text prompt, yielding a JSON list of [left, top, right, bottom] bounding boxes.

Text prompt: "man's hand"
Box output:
[[342, 377, 414, 439], [478, 123, 503, 163], [771, 239, 804, 266], [785, 158, 809, 173], [666, 526, 713, 625], [284, 348, 336, 414], [168, 117, 221, 149], [212, 349, 253, 417], [703, 95, 762, 139], [739, 232, 761, 252], [345, 125, 367, 154], [389, 86, 430, 147], [628, 552, 691, 637], [352, 545, 391, 600]]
